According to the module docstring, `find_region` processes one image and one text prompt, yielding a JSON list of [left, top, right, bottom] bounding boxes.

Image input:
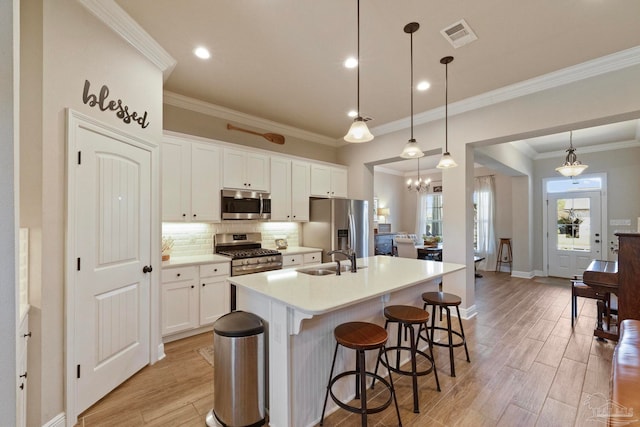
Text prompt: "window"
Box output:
[[424, 194, 443, 237]]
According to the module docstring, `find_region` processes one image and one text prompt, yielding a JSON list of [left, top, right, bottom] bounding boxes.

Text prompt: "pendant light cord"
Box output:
[[445, 60, 448, 152], [356, 0, 360, 117], [410, 29, 414, 140]]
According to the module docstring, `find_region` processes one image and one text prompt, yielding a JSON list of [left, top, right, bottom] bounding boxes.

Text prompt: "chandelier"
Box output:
[[555, 131, 588, 178], [407, 157, 431, 193]]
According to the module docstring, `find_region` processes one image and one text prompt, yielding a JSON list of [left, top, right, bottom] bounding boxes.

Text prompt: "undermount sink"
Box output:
[[296, 265, 367, 276]]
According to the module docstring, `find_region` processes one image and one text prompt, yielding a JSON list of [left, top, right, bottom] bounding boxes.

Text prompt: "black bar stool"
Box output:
[[372, 305, 440, 413], [420, 292, 470, 377], [320, 321, 402, 427]]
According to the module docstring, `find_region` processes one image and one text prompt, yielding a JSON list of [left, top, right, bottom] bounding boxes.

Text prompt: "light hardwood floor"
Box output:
[[75, 272, 616, 426]]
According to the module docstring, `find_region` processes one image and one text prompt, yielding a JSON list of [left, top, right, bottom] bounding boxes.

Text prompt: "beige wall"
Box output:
[[164, 104, 339, 163], [21, 1, 164, 424], [373, 171, 404, 233]]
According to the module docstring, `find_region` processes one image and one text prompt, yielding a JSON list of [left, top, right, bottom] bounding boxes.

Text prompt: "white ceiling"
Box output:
[[115, 0, 640, 170]]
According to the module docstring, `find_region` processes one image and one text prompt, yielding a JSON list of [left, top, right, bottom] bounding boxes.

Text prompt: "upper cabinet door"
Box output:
[[162, 139, 191, 221], [291, 160, 310, 221], [222, 148, 270, 192], [270, 156, 292, 221], [330, 168, 348, 198], [190, 142, 221, 222], [310, 164, 331, 197]]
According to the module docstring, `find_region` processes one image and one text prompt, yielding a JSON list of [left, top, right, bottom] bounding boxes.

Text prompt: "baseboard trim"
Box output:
[[42, 412, 65, 427], [458, 304, 478, 320], [512, 270, 535, 279], [157, 342, 166, 362]]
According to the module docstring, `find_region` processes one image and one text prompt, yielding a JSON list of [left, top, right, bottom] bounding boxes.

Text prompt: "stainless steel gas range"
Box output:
[[214, 232, 283, 310]]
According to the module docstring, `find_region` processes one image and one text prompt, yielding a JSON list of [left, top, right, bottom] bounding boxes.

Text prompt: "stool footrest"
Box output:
[[378, 346, 436, 378], [328, 371, 393, 415], [422, 326, 467, 348]]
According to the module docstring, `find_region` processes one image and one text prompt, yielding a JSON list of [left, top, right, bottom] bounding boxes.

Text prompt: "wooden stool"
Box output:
[[372, 305, 440, 413], [495, 238, 513, 273], [420, 292, 470, 377], [320, 321, 402, 427]]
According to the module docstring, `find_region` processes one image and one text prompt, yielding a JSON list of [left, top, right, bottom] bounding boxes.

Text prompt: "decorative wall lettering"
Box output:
[[82, 80, 150, 129]]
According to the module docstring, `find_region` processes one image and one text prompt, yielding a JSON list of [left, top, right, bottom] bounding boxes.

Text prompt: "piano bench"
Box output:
[[610, 319, 640, 426]]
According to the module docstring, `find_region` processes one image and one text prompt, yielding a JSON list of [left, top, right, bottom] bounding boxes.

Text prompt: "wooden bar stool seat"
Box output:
[[373, 305, 440, 413], [320, 321, 402, 426], [420, 292, 470, 377]]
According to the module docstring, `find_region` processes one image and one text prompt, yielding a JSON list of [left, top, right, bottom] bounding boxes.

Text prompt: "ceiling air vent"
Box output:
[[441, 19, 477, 48]]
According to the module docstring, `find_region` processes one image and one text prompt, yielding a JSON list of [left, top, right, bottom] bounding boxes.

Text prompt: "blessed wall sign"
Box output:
[[82, 80, 150, 129]]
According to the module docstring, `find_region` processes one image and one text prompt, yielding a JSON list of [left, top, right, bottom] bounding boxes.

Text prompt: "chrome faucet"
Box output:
[[327, 249, 357, 275]]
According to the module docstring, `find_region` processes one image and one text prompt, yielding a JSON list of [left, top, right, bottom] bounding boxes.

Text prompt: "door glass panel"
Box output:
[[555, 197, 591, 251]]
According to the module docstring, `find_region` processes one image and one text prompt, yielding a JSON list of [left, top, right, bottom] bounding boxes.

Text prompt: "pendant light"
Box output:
[[400, 22, 424, 159], [407, 156, 431, 193], [436, 56, 458, 169], [344, 0, 373, 143], [555, 131, 588, 178]]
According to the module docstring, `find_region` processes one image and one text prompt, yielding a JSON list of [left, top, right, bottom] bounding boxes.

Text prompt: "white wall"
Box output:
[[373, 171, 405, 233], [0, 0, 19, 423], [20, 0, 164, 423]]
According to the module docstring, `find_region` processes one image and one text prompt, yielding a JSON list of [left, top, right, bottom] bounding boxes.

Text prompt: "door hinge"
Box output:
[[77, 364, 81, 379], [77, 257, 81, 271], [78, 151, 81, 165]]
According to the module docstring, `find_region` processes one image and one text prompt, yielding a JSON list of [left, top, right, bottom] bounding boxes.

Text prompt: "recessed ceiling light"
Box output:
[[344, 57, 358, 69], [194, 46, 211, 59], [347, 110, 358, 118], [417, 81, 430, 91]]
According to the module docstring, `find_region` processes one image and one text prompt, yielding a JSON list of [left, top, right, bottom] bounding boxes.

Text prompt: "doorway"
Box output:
[[544, 174, 607, 278]]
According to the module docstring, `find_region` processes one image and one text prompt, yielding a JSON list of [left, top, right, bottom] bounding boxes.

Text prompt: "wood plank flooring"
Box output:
[[74, 272, 616, 426]]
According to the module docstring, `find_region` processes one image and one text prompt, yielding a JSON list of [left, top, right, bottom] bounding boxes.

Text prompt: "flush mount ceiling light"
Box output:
[[556, 131, 588, 178], [436, 56, 458, 169], [400, 22, 424, 159], [344, 0, 374, 143], [193, 46, 211, 59]]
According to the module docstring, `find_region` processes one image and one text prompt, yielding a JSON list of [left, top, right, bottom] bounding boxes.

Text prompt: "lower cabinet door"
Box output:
[[161, 280, 198, 336], [200, 278, 230, 325]]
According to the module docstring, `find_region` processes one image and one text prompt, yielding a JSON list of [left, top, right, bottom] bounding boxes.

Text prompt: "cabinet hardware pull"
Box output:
[[202, 283, 205, 287], [177, 273, 181, 277], [214, 268, 217, 272], [20, 372, 27, 379], [191, 285, 194, 289], [142, 265, 153, 273], [182, 213, 186, 217], [23, 332, 31, 338], [20, 383, 24, 390]]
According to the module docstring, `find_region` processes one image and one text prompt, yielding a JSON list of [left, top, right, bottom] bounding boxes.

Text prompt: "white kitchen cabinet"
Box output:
[[161, 266, 198, 336], [162, 138, 221, 222], [199, 262, 231, 325], [270, 157, 310, 221], [162, 261, 231, 338], [223, 148, 270, 192], [16, 312, 29, 427], [310, 164, 347, 198], [282, 251, 322, 268]]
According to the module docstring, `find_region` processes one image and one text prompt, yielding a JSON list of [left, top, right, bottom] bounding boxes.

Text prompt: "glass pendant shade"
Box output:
[[436, 152, 458, 169], [400, 138, 424, 159], [555, 131, 588, 177], [344, 117, 374, 143]]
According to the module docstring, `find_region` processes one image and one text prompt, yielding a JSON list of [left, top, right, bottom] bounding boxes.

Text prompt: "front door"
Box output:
[[72, 121, 152, 415], [547, 191, 602, 278]]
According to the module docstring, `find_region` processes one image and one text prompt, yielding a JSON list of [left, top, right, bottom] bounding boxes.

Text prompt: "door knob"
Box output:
[[142, 265, 153, 273]]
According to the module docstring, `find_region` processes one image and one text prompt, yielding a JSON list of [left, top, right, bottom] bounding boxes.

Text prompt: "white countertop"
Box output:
[[161, 254, 230, 268], [229, 256, 465, 315], [268, 246, 322, 255]]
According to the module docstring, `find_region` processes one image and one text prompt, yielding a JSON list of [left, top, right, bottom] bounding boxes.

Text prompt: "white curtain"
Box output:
[[415, 193, 428, 237], [475, 175, 496, 271]]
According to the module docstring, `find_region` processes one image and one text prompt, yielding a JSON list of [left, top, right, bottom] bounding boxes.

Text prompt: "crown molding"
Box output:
[[77, 0, 176, 80], [372, 45, 640, 137], [163, 91, 338, 146]]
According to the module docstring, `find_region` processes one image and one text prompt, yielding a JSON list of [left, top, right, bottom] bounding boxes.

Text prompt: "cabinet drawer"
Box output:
[[161, 266, 198, 283], [303, 252, 322, 265], [200, 263, 230, 278], [282, 254, 303, 267]]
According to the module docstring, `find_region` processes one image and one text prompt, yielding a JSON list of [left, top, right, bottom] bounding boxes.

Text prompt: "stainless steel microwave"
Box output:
[[221, 190, 271, 220]]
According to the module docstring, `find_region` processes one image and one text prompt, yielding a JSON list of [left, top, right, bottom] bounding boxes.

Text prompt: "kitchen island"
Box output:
[[230, 255, 465, 427]]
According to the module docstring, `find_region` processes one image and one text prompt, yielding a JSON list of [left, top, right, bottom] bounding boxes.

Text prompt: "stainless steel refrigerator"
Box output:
[[302, 198, 369, 263]]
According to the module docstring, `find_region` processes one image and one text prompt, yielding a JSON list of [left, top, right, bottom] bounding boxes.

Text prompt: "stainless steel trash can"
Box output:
[[206, 311, 265, 427]]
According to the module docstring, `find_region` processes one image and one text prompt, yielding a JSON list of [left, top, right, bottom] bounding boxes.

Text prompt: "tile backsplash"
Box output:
[[162, 221, 301, 257]]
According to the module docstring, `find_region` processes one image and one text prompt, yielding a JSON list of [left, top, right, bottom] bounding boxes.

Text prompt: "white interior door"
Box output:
[[547, 191, 602, 278], [73, 125, 151, 415]]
